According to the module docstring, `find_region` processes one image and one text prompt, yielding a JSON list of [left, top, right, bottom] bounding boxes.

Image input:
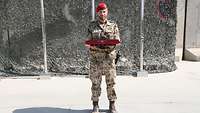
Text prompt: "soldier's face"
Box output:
[[98, 9, 108, 21]]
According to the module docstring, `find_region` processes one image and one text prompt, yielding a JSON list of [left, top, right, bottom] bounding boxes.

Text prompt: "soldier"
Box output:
[[86, 2, 120, 113]]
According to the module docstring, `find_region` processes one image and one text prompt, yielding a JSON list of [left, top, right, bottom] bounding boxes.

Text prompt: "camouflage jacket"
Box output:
[[87, 20, 120, 53]]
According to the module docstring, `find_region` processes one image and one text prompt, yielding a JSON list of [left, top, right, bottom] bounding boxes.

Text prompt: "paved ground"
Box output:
[[0, 61, 200, 113]]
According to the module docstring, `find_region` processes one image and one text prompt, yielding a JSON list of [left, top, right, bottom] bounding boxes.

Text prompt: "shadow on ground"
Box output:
[[13, 107, 108, 113]]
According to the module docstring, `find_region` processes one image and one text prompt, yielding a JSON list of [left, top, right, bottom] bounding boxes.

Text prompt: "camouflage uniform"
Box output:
[[88, 20, 120, 102]]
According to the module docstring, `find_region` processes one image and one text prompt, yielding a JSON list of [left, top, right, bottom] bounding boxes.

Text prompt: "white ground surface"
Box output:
[[0, 61, 200, 113]]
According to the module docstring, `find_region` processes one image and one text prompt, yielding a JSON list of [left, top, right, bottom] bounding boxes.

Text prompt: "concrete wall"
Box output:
[[176, 0, 185, 48], [175, 0, 185, 61], [175, 0, 200, 61], [185, 0, 200, 48], [183, 0, 200, 61]]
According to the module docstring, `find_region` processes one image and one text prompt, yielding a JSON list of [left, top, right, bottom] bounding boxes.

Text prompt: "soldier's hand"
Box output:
[[85, 44, 91, 48]]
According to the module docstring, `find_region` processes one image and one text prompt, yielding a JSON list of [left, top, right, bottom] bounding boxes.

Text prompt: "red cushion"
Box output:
[[85, 39, 121, 46]]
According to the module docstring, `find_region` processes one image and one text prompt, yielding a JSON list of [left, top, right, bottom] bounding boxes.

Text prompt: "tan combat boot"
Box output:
[[109, 101, 117, 113], [92, 101, 99, 113]]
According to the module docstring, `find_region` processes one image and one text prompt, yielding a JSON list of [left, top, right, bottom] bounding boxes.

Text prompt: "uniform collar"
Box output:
[[106, 20, 112, 25], [97, 19, 112, 26]]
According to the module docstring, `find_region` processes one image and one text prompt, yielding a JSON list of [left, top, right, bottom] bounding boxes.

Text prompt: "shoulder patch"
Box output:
[[108, 20, 117, 24]]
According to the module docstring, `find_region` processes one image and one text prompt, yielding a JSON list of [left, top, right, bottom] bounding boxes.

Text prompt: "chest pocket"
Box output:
[[92, 29, 102, 39], [104, 26, 115, 39]]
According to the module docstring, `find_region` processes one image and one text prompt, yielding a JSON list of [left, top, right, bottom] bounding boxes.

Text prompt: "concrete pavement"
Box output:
[[0, 61, 200, 113]]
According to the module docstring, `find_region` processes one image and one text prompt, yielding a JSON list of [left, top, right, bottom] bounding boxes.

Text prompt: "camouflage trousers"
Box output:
[[89, 51, 117, 102]]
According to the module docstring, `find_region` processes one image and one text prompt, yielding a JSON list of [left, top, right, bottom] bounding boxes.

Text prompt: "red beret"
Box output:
[[96, 2, 107, 13]]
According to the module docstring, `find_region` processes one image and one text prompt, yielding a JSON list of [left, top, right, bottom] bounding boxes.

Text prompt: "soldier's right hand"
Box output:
[[85, 44, 91, 48]]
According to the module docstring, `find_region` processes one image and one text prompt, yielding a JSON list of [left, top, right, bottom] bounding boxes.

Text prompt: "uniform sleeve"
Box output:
[[87, 22, 93, 40], [113, 23, 121, 52], [113, 23, 120, 41]]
